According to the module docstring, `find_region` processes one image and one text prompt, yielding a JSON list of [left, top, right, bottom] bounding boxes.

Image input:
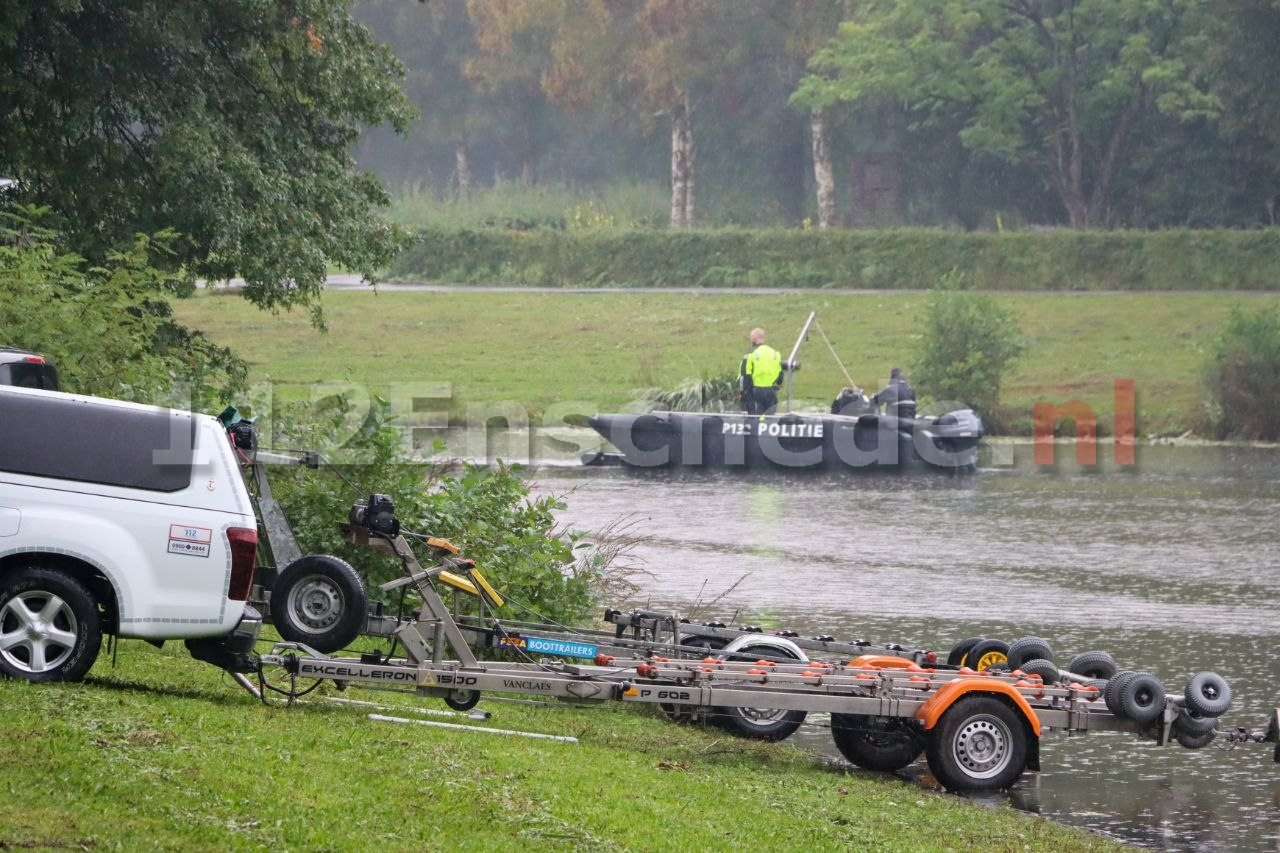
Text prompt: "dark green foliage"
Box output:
[[1207, 306, 1280, 440], [0, 206, 245, 404], [911, 272, 1024, 421], [643, 371, 740, 413], [263, 398, 604, 626], [0, 0, 414, 319], [391, 226, 1280, 291]]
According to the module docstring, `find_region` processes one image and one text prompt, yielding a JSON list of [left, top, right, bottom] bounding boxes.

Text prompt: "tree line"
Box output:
[[355, 0, 1280, 231]]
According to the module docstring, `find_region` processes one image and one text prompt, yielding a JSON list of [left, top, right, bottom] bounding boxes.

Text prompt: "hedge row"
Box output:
[[389, 227, 1280, 291]]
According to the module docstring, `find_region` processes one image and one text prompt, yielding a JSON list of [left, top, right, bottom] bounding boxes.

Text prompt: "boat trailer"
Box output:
[[225, 491, 1277, 794]]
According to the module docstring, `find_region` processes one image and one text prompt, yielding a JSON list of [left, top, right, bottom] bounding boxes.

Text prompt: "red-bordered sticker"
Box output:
[[169, 524, 212, 543]]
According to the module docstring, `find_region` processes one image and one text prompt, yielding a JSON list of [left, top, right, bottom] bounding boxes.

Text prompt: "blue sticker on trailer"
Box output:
[[504, 636, 598, 659]]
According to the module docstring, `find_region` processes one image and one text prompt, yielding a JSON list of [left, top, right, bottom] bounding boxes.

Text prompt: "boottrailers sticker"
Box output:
[[499, 635, 598, 659], [168, 524, 212, 558]]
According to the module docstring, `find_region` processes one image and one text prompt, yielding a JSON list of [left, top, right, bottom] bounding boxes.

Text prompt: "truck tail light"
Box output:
[[226, 527, 258, 601]]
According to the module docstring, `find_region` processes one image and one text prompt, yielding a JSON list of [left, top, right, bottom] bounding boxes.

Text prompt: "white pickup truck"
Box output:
[[0, 385, 262, 681]]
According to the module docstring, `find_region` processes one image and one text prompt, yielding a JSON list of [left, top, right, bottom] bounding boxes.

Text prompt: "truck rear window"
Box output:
[[0, 393, 195, 492], [0, 362, 60, 390]]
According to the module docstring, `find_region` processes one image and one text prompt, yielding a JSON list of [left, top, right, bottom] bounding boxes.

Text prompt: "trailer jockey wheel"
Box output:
[[444, 689, 481, 712]]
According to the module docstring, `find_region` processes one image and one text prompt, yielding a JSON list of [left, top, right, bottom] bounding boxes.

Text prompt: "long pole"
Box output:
[[784, 311, 816, 413]]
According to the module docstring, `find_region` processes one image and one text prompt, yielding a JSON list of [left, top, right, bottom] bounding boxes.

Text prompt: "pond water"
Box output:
[[527, 442, 1280, 851]]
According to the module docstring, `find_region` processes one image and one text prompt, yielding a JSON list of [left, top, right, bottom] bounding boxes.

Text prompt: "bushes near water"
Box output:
[[389, 226, 1280, 291], [1207, 306, 1280, 440]]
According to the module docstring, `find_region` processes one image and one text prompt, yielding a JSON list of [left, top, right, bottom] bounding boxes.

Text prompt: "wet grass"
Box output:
[[172, 289, 1280, 436], [0, 640, 1119, 851]]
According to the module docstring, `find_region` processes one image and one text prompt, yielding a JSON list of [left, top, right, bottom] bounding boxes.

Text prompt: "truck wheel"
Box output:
[[0, 567, 102, 682], [713, 644, 806, 741], [270, 555, 367, 653], [1067, 651, 1117, 680], [831, 714, 922, 772], [1006, 637, 1053, 671], [925, 696, 1030, 792], [1183, 672, 1232, 717]]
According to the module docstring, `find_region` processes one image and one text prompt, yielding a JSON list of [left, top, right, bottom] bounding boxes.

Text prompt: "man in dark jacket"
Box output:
[[872, 367, 916, 420]]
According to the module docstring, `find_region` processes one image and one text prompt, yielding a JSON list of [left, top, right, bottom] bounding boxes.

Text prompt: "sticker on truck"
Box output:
[[168, 524, 212, 558]]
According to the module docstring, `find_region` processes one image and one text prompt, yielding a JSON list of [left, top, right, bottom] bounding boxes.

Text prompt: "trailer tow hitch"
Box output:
[[1218, 709, 1280, 762]]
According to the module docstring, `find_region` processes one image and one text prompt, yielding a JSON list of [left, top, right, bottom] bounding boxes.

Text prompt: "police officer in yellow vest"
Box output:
[[739, 328, 784, 415]]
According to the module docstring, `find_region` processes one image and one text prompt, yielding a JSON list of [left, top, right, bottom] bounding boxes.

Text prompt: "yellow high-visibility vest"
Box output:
[[746, 344, 782, 388]]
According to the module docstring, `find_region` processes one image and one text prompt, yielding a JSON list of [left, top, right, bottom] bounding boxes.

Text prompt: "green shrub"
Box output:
[[261, 397, 616, 626], [388, 225, 1280, 291], [1206, 306, 1280, 440], [0, 205, 244, 406], [911, 271, 1025, 422], [642, 371, 740, 412]]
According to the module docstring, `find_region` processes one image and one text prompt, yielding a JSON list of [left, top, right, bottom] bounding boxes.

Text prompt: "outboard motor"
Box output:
[[831, 387, 875, 416]]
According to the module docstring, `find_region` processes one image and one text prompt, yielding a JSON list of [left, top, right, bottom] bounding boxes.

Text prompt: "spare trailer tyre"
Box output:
[[1117, 672, 1165, 724], [1006, 637, 1054, 671], [1183, 672, 1233, 718], [965, 639, 1010, 672], [946, 637, 984, 667], [270, 555, 367, 653], [831, 714, 922, 772], [1019, 658, 1059, 685], [1104, 671, 1137, 716], [1067, 651, 1118, 680]]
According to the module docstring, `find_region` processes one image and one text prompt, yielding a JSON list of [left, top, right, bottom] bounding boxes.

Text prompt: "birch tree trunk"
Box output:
[[810, 108, 837, 229], [670, 94, 695, 229], [454, 140, 472, 198]]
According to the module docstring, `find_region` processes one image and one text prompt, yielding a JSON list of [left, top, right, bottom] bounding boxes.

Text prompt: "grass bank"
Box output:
[[173, 289, 1280, 436], [0, 641, 1118, 851]]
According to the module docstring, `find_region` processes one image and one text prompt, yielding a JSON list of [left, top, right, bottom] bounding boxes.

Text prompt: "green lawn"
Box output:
[[175, 289, 1278, 436], [0, 640, 1119, 851]]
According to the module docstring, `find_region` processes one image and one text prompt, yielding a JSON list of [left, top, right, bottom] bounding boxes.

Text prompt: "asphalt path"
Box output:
[[199, 274, 1275, 297], [198, 274, 923, 295]]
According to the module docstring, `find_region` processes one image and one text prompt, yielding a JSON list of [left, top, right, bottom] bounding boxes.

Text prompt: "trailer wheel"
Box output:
[[1173, 709, 1219, 749], [831, 714, 922, 772], [965, 639, 1009, 672], [444, 689, 481, 711], [270, 555, 367, 653], [1174, 726, 1217, 749], [1183, 672, 1232, 718], [946, 637, 984, 667], [1104, 671, 1136, 716], [1175, 707, 1219, 736], [1067, 651, 1117, 680], [1019, 658, 1059, 685], [925, 696, 1030, 792], [1117, 672, 1165, 723], [0, 567, 102, 683], [713, 644, 806, 741], [1006, 637, 1053, 671]]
